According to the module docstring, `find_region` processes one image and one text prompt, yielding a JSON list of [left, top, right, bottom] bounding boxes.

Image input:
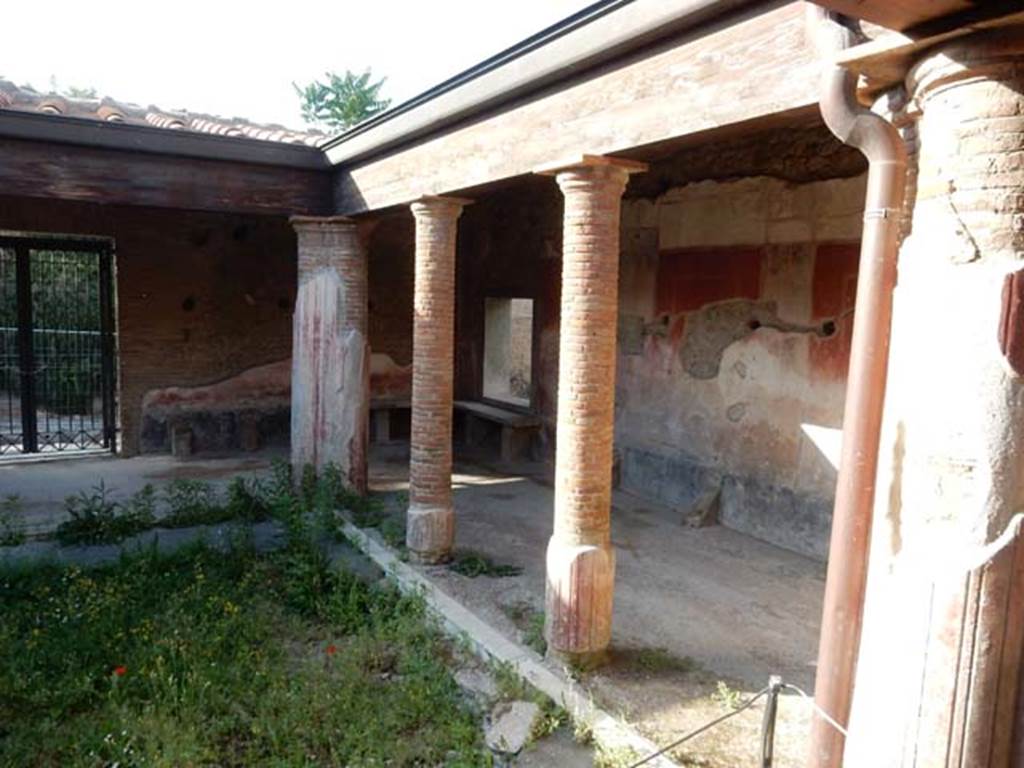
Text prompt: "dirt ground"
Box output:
[[370, 443, 825, 767]]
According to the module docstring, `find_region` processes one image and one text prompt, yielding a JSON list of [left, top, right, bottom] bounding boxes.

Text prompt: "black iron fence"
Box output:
[[0, 237, 117, 456]]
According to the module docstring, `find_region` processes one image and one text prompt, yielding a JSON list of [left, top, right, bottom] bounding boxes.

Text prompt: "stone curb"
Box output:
[[0, 521, 284, 567], [339, 517, 681, 768]]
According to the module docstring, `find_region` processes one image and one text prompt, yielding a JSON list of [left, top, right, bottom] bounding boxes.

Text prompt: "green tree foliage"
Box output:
[[47, 76, 98, 99], [62, 85, 98, 99], [293, 69, 391, 131]]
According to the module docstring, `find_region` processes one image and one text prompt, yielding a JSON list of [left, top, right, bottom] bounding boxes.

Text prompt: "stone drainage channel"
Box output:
[[338, 518, 680, 768]]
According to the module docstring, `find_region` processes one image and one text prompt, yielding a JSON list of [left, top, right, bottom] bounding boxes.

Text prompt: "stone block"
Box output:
[[485, 701, 541, 755], [719, 474, 831, 560], [617, 314, 645, 356], [239, 414, 261, 452], [171, 426, 193, 459]]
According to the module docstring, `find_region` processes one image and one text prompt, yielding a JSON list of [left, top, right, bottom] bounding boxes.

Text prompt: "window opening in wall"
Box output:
[[483, 297, 533, 409]]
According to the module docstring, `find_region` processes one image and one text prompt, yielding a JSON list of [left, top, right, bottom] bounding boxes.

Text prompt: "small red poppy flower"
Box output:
[[326, 644, 337, 656], [113, 665, 127, 677]]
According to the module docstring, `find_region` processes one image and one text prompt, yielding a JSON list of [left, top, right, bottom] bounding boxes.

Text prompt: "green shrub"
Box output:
[[125, 484, 158, 523], [224, 476, 270, 523], [56, 481, 152, 546], [450, 550, 523, 578], [160, 479, 231, 528], [0, 494, 26, 546]]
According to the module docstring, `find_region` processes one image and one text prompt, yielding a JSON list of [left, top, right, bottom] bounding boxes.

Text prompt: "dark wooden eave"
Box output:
[[0, 111, 333, 217], [810, 0, 982, 32], [0, 135, 333, 217], [834, 7, 1024, 93]]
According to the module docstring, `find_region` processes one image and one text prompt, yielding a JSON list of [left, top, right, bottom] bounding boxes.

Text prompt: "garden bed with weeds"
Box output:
[[0, 468, 494, 767], [0, 459, 396, 550]]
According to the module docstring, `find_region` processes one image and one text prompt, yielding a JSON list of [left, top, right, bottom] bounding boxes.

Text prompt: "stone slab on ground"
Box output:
[[514, 727, 594, 767], [486, 701, 541, 755], [456, 665, 500, 703]]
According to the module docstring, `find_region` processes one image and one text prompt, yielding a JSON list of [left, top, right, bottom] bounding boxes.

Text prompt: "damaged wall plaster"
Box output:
[[616, 171, 867, 559]]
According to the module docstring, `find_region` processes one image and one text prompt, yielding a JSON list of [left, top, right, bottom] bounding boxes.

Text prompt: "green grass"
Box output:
[[1, 465, 494, 766], [49, 461, 309, 547], [449, 550, 523, 579], [500, 602, 547, 656], [0, 494, 26, 546], [344, 487, 407, 550], [0, 538, 492, 766], [712, 680, 744, 711], [630, 647, 697, 676]]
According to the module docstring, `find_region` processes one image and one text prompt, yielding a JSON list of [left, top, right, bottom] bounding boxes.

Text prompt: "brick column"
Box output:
[[844, 30, 1024, 766], [541, 156, 645, 665], [290, 215, 370, 493], [406, 196, 470, 563]]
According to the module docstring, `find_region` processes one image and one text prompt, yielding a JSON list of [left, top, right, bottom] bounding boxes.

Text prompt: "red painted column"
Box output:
[[406, 196, 470, 563], [540, 156, 645, 665], [290, 215, 370, 492]]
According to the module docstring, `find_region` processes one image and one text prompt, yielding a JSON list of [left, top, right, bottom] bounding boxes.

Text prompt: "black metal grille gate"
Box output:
[[0, 236, 117, 456]]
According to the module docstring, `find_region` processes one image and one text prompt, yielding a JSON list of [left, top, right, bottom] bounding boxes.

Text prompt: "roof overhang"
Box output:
[[808, 0, 983, 32], [321, 0, 758, 168], [833, 5, 1024, 93], [0, 109, 329, 170]]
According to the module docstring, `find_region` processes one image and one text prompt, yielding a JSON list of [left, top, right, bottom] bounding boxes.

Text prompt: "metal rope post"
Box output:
[[760, 675, 783, 767]]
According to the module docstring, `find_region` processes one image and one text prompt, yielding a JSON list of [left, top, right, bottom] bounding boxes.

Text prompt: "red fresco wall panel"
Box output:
[[655, 247, 763, 314], [810, 242, 860, 379]]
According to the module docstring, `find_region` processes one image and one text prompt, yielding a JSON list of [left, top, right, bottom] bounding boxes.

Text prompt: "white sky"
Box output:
[[2, 0, 592, 131]]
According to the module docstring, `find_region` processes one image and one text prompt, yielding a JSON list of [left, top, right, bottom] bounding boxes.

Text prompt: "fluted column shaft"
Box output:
[[406, 196, 469, 563], [290, 215, 370, 492]]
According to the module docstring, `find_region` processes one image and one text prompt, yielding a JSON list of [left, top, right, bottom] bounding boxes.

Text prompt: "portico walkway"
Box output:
[[369, 443, 823, 767]]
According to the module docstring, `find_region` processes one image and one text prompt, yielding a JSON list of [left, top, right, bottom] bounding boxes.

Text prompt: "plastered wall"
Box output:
[[617, 174, 865, 558]]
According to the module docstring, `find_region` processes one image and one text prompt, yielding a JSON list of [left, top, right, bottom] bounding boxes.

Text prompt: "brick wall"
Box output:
[[367, 213, 415, 367], [456, 179, 563, 433], [0, 195, 296, 455]]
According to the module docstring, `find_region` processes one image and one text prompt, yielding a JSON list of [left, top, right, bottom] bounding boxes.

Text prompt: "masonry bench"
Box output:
[[370, 398, 410, 444], [454, 400, 541, 462]]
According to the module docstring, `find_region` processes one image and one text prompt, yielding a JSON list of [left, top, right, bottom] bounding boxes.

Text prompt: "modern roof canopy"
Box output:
[[0, 0, 997, 170]]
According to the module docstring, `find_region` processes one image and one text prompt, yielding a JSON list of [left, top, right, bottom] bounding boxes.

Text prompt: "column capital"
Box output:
[[410, 195, 473, 219], [533, 153, 648, 178], [292, 215, 368, 275], [907, 27, 1024, 106], [289, 214, 359, 233]]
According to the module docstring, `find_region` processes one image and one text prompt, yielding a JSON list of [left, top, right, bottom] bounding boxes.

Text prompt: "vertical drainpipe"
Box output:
[[807, 9, 907, 768]]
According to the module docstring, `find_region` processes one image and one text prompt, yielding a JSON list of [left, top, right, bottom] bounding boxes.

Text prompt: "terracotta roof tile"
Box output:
[[0, 79, 327, 147]]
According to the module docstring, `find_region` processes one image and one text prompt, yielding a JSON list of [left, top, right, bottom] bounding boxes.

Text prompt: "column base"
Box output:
[[406, 502, 454, 564], [545, 538, 615, 660], [546, 646, 609, 672]]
